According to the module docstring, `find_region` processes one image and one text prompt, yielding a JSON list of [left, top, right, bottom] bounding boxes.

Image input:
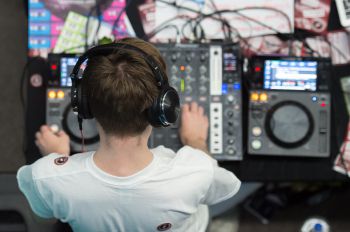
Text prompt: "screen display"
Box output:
[[60, 57, 81, 87], [28, 0, 131, 57], [264, 60, 317, 91], [223, 52, 236, 71]]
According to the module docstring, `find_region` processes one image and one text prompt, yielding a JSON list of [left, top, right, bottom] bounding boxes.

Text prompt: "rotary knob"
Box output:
[[199, 86, 207, 94], [199, 65, 207, 74], [226, 147, 236, 155]]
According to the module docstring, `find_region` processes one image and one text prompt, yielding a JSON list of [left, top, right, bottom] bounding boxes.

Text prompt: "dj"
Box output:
[[17, 38, 241, 231]]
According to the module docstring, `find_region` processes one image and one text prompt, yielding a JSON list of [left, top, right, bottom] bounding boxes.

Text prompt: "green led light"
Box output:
[[181, 79, 185, 92]]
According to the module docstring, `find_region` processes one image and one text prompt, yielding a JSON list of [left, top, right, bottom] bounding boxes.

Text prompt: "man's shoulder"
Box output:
[[31, 152, 93, 180]]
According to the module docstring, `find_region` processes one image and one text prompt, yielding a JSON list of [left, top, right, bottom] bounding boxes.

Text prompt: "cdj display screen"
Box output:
[[60, 57, 82, 87], [263, 60, 317, 91]]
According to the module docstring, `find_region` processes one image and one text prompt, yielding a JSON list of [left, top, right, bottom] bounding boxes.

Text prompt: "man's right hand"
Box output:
[[179, 102, 209, 154]]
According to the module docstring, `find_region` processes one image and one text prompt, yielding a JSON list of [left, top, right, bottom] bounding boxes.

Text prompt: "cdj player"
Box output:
[[247, 56, 332, 157], [46, 54, 99, 153]]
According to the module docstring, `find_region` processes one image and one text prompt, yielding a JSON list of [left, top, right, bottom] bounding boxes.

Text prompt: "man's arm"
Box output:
[[179, 102, 209, 154]]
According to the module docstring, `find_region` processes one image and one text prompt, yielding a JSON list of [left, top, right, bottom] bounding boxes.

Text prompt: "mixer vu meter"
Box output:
[[150, 43, 243, 160]]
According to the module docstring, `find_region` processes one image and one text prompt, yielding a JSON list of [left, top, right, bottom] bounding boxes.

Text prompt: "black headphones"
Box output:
[[70, 43, 180, 128]]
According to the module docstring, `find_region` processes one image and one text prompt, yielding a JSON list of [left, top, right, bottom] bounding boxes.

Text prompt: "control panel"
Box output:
[[150, 43, 243, 160]]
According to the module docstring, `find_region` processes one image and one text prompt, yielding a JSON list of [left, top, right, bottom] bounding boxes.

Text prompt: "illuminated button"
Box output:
[[51, 64, 57, 70], [320, 102, 326, 107], [255, 66, 261, 72], [311, 96, 318, 102], [250, 92, 259, 101], [48, 90, 56, 99], [57, 90, 65, 99], [251, 140, 262, 150], [180, 65, 185, 71], [252, 126, 262, 136], [50, 124, 59, 133], [259, 93, 268, 102]]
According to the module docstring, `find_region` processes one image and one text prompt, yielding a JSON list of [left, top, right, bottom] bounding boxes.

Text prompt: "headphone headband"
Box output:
[[70, 43, 165, 87]]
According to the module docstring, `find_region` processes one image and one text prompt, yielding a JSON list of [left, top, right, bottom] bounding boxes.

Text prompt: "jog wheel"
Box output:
[[62, 104, 99, 144], [265, 101, 314, 148]]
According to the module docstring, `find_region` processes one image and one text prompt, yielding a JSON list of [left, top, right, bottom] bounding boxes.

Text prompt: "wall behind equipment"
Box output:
[[0, 0, 27, 172]]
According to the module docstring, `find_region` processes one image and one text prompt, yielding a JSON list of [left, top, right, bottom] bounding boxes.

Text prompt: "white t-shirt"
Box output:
[[17, 145, 241, 232]]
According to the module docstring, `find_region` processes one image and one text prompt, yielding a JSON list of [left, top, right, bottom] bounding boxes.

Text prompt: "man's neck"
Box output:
[[93, 127, 153, 177]]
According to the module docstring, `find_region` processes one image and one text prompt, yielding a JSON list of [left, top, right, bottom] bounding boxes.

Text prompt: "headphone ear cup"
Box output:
[[147, 86, 180, 127], [77, 79, 93, 119]]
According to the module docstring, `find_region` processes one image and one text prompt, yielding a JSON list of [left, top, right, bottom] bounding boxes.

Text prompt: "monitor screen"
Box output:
[[28, 0, 132, 57], [263, 60, 318, 91], [60, 57, 83, 87]]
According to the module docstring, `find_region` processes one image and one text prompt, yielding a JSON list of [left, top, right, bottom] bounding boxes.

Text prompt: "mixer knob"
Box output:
[[185, 85, 192, 93], [200, 53, 206, 62], [170, 75, 178, 84], [226, 147, 236, 155], [226, 110, 234, 118], [227, 138, 235, 144], [199, 86, 207, 94], [227, 95, 235, 103], [185, 65, 192, 73], [171, 65, 178, 74], [199, 65, 207, 74], [171, 53, 177, 62], [186, 55, 191, 62], [200, 75, 208, 83], [185, 75, 193, 83], [228, 129, 234, 136]]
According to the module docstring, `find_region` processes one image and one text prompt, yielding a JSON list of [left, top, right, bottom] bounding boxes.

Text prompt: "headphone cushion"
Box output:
[[147, 86, 180, 127]]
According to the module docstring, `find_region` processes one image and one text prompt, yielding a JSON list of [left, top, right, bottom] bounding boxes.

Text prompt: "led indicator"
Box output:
[[255, 66, 261, 72], [320, 102, 326, 107], [250, 92, 259, 101], [48, 90, 56, 99], [222, 84, 228, 94], [311, 96, 318, 102], [180, 79, 185, 92], [180, 65, 185, 71], [51, 64, 57, 70], [259, 93, 268, 102], [233, 83, 241, 90], [57, 90, 65, 99]]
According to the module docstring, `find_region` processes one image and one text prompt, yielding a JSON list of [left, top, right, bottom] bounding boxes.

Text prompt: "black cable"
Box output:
[[157, 0, 292, 37], [94, 0, 103, 45], [144, 24, 180, 41], [85, 5, 96, 51], [144, 15, 184, 41]]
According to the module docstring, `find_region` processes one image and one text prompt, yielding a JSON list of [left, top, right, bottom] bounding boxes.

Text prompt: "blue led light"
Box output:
[[311, 96, 318, 102], [222, 84, 228, 94], [233, 83, 241, 90]]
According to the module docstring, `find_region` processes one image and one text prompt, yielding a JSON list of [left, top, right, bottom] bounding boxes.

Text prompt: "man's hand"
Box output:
[[35, 125, 70, 156], [179, 102, 209, 154]]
